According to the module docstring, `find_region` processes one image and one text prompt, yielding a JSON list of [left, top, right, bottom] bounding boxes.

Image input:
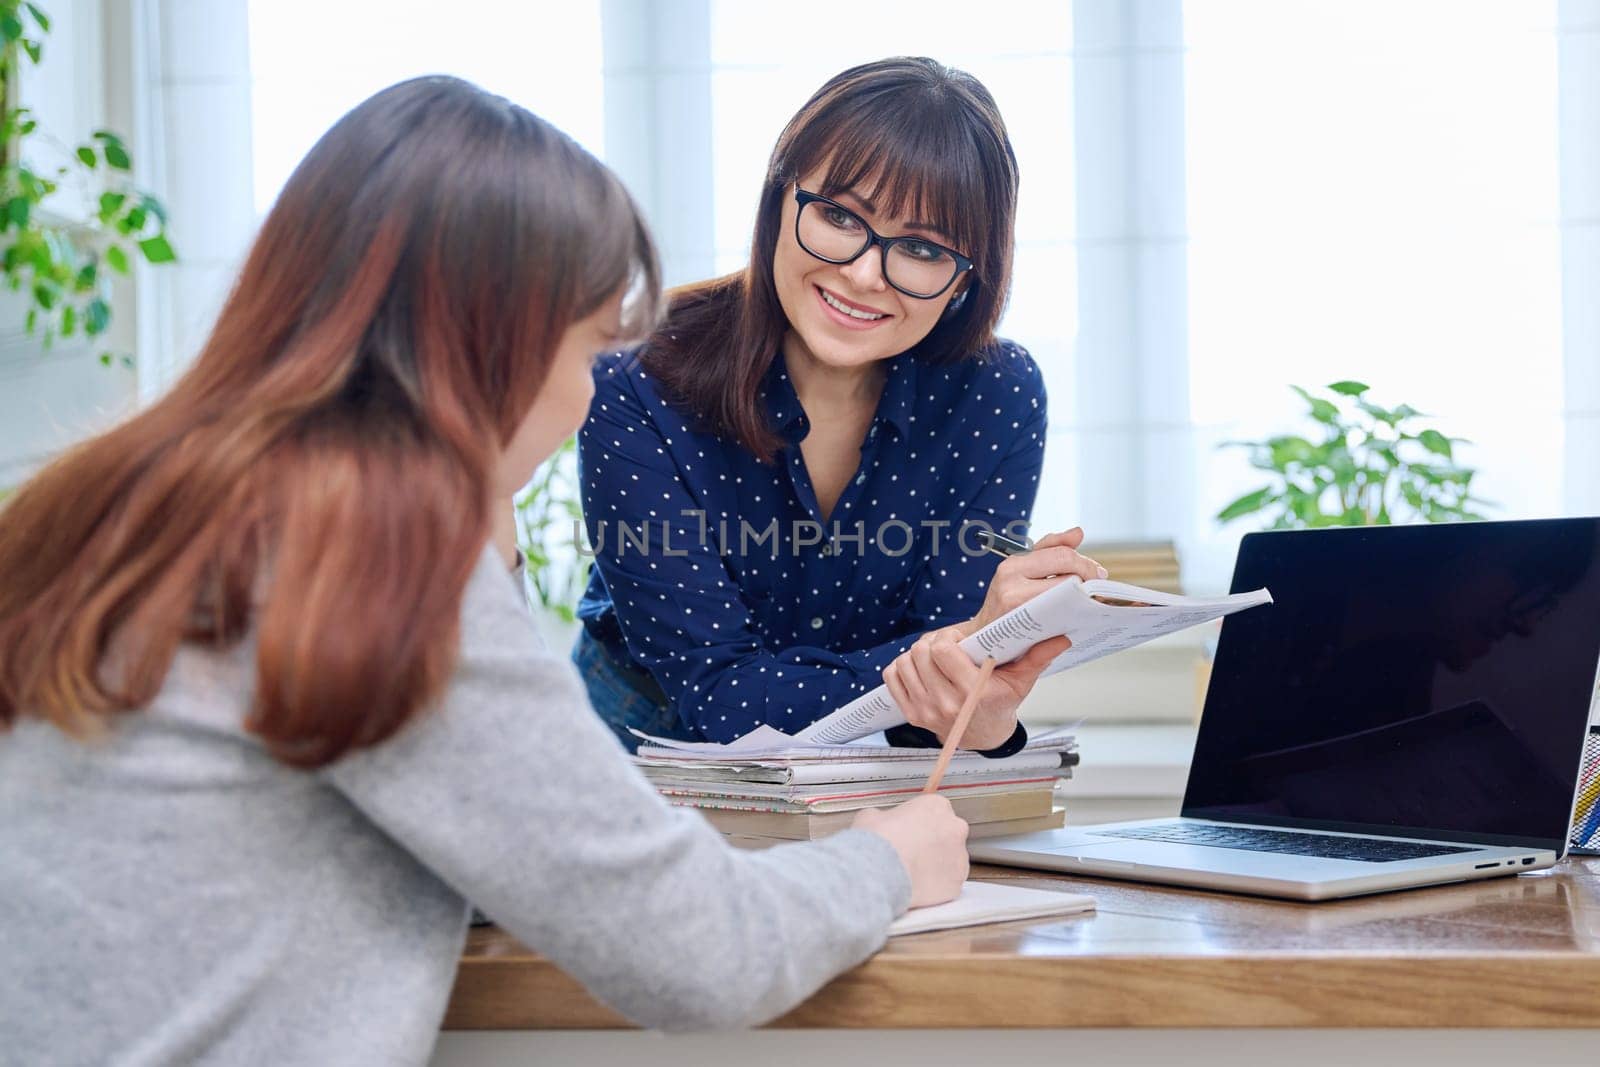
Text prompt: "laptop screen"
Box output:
[[1183, 519, 1600, 850]]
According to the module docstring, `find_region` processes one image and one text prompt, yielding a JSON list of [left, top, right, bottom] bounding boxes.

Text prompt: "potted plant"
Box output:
[[1216, 381, 1493, 529], [1196, 381, 1494, 720], [513, 436, 589, 651], [1, 1, 175, 367]]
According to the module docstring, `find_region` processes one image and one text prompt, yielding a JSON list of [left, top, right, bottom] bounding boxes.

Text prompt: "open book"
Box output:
[[643, 576, 1272, 754]]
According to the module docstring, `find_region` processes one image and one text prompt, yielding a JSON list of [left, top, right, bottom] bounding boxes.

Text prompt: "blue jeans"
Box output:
[[571, 629, 690, 753]]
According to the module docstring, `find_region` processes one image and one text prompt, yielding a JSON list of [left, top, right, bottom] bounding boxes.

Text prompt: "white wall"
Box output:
[[127, 0, 256, 403], [1561, 0, 1600, 516]]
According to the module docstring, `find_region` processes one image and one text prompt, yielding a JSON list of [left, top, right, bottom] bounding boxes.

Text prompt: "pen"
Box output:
[[976, 529, 1031, 558], [979, 528, 1111, 583]]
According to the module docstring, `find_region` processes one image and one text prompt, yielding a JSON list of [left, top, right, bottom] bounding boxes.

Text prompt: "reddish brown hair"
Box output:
[[0, 76, 659, 766], [643, 56, 1019, 460]]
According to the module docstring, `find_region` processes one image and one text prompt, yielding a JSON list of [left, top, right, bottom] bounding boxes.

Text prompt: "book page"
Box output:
[[792, 577, 1272, 745]]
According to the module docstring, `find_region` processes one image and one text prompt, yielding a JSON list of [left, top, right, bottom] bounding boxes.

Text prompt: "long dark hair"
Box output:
[[642, 56, 1020, 460], [0, 76, 660, 767]]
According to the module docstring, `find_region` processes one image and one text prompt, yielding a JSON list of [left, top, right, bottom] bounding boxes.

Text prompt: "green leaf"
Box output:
[[1267, 435, 1320, 469], [61, 304, 75, 336], [138, 234, 175, 263], [1410, 463, 1446, 486], [25, 3, 51, 32], [15, 167, 44, 199], [98, 191, 126, 221], [75, 145, 96, 168], [1417, 429, 1453, 458], [1356, 399, 1396, 426], [21, 38, 40, 64], [85, 298, 110, 335], [74, 262, 95, 290], [141, 194, 169, 225], [99, 352, 112, 366], [5, 196, 28, 228], [1217, 486, 1276, 522], [25, 238, 52, 275], [105, 244, 129, 274], [103, 141, 132, 170], [24, 307, 37, 334], [1, 15, 25, 45], [1328, 380, 1369, 396]]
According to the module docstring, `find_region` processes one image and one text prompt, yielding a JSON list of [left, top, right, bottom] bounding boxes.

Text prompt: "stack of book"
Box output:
[[1083, 539, 1182, 594], [635, 727, 1078, 845]]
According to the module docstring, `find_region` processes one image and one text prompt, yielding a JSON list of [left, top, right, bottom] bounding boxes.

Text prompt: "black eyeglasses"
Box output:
[[792, 185, 974, 299]]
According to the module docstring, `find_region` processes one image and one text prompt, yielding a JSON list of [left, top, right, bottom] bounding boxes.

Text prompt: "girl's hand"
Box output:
[[852, 795, 970, 908], [959, 526, 1104, 638], [883, 626, 1072, 750]]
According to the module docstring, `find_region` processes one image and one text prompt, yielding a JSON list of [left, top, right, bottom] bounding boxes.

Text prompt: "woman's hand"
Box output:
[[883, 627, 1072, 750], [958, 526, 1104, 638], [852, 795, 970, 908]]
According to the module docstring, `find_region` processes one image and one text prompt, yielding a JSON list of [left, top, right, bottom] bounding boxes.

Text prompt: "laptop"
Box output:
[[970, 518, 1600, 901]]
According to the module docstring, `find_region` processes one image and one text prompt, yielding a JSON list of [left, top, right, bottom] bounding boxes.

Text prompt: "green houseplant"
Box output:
[[514, 436, 589, 629], [1216, 381, 1493, 529], [1, 1, 175, 366]]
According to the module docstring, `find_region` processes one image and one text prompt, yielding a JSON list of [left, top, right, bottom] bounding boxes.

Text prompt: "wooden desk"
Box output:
[[444, 856, 1600, 1031]]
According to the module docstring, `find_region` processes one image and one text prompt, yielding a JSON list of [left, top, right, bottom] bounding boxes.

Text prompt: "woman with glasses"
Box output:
[[575, 57, 1102, 755]]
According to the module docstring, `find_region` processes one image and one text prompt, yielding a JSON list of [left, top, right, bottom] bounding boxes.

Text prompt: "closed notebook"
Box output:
[[888, 880, 1096, 936], [684, 786, 1055, 829], [717, 805, 1067, 844]]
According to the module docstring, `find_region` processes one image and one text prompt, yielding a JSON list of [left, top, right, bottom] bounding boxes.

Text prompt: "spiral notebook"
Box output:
[[1572, 726, 1600, 856]]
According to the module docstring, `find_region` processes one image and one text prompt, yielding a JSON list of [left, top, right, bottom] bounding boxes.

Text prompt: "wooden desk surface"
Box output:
[[445, 856, 1600, 1030]]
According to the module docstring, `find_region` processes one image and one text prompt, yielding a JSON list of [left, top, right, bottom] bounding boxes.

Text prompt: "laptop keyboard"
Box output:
[[1089, 823, 1477, 863]]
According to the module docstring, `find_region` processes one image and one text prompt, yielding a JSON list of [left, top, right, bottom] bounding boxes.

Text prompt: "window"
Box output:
[[234, 0, 1590, 602], [248, 0, 605, 215], [1184, 0, 1565, 588]]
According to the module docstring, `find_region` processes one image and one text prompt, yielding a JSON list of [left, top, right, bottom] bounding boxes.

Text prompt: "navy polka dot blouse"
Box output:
[[575, 338, 1046, 744]]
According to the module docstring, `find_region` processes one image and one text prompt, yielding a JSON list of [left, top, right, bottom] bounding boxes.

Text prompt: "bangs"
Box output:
[[808, 103, 989, 261]]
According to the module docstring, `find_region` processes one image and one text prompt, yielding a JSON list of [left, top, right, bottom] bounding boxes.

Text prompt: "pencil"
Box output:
[[922, 655, 999, 794]]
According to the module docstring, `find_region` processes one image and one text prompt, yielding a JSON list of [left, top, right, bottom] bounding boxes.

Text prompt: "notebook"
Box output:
[[1573, 726, 1600, 855], [888, 880, 1095, 936]]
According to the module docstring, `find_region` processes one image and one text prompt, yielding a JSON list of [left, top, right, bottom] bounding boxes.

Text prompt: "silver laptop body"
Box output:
[[972, 520, 1600, 901]]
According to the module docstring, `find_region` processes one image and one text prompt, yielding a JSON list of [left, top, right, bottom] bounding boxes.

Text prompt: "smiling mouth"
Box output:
[[816, 286, 889, 322]]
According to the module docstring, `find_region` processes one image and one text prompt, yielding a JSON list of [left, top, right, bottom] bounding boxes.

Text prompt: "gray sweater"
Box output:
[[0, 548, 910, 1065]]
